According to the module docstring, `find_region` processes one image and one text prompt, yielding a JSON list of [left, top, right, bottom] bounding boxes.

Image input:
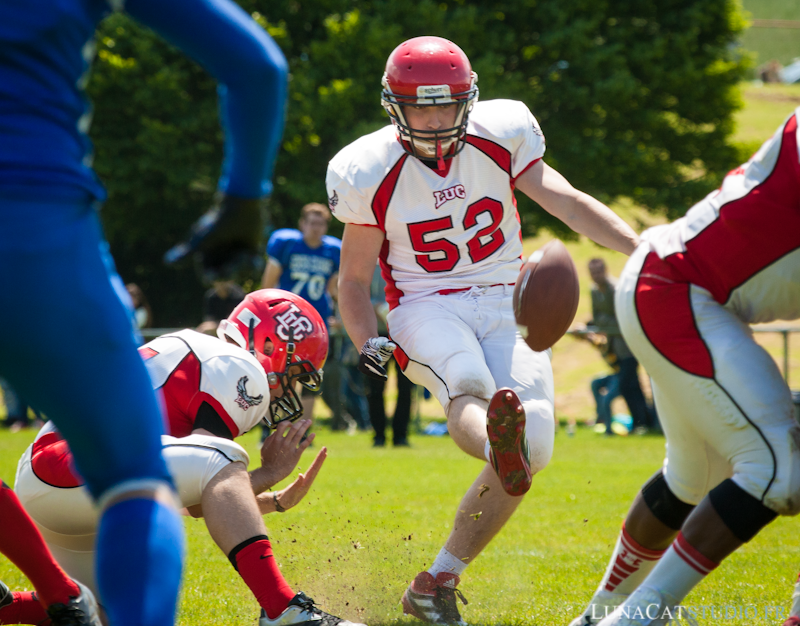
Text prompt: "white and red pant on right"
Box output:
[[615, 243, 800, 515]]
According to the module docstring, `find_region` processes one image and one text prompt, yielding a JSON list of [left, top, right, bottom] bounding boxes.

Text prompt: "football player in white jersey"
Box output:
[[14, 289, 366, 626], [570, 111, 800, 626], [327, 36, 639, 624]]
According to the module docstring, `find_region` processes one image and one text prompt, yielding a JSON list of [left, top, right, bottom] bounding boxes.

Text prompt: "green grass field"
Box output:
[[1, 84, 799, 625], [740, 0, 800, 67], [1, 429, 797, 625]]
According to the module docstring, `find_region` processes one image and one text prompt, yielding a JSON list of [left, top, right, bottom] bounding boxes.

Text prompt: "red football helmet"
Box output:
[[381, 36, 479, 169], [217, 289, 328, 426]]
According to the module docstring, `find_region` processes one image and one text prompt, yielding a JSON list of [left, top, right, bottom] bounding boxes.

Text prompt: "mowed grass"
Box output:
[[0, 83, 799, 625], [0, 428, 797, 625]]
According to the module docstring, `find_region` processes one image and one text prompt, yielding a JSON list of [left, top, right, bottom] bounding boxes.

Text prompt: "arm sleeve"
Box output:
[[510, 103, 546, 179], [266, 230, 289, 265], [124, 0, 288, 199], [325, 164, 379, 227]]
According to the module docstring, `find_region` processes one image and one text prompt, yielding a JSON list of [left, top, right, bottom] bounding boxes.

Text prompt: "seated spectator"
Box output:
[[573, 325, 623, 434], [126, 283, 152, 329], [759, 59, 783, 84], [587, 258, 654, 433]]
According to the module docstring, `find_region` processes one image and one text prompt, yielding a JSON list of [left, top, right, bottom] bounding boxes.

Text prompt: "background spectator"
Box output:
[[323, 313, 370, 432], [759, 59, 783, 84], [126, 283, 152, 329], [574, 330, 621, 435], [197, 280, 245, 335], [366, 266, 414, 447], [586, 258, 655, 433], [262, 203, 340, 425], [0, 378, 42, 432]]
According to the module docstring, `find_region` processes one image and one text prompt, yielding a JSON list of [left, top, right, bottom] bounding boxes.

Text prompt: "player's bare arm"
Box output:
[[338, 224, 385, 349], [515, 159, 639, 255], [260, 257, 283, 288]]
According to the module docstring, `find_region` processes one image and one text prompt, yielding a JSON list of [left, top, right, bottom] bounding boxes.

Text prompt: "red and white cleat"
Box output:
[[782, 617, 800, 626], [487, 387, 531, 497], [401, 571, 467, 626]]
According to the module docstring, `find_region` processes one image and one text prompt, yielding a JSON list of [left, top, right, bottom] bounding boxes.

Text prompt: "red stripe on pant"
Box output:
[[635, 252, 714, 378]]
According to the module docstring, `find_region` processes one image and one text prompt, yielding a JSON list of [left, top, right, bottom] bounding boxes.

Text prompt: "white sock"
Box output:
[[483, 440, 491, 463], [596, 524, 665, 595], [639, 532, 718, 603], [428, 547, 468, 578]]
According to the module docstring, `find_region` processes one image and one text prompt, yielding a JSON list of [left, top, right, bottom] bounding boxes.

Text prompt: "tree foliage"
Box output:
[[89, 0, 750, 326]]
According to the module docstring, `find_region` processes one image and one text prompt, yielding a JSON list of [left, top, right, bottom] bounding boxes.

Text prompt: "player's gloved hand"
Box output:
[[358, 337, 397, 381], [164, 193, 267, 283]]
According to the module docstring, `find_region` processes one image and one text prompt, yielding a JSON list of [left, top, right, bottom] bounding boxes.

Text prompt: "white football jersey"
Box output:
[[140, 329, 270, 438], [640, 108, 800, 324], [327, 99, 545, 308]]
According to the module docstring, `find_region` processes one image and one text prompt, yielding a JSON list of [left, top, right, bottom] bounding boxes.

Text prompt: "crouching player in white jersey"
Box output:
[[327, 36, 639, 625], [14, 289, 366, 626], [570, 110, 800, 626]]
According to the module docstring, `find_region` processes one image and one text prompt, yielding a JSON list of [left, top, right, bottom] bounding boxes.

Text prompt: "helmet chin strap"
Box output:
[[436, 140, 445, 171], [248, 318, 256, 356]]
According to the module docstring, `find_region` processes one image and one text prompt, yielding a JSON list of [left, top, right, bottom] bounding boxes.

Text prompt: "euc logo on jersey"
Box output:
[[433, 184, 466, 209], [274, 303, 314, 342], [235, 376, 263, 410]]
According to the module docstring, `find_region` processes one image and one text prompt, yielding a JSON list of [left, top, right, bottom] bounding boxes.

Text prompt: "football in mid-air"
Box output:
[[513, 239, 579, 352]]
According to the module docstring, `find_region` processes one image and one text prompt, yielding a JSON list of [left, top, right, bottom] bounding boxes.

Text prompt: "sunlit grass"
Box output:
[[1, 428, 795, 625]]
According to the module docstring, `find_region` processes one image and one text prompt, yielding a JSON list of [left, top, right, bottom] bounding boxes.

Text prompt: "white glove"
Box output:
[[358, 337, 397, 381]]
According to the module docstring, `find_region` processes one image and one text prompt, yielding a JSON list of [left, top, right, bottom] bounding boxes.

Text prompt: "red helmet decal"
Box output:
[[272, 302, 316, 342]]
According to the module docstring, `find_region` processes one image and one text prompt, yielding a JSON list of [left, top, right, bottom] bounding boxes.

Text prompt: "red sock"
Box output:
[[231, 538, 294, 619], [0, 483, 78, 607], [0, 591, 49, 625]]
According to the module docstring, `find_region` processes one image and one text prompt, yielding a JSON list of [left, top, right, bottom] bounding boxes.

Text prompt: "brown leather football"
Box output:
[[513, 239, 580, 351]]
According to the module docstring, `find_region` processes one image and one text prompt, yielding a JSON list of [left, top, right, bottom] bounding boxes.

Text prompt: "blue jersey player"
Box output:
[[262, 203, 341, 323], [262, 203, 341, 421], [0, 1, 287, 625]]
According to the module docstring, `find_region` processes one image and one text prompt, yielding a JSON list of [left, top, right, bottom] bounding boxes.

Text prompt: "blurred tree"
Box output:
[[90, 0, 750, 326]]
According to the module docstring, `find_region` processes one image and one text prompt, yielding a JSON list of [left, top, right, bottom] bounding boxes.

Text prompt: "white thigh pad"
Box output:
[[387, 295, 498, 411], [162, 434, 249, 508]]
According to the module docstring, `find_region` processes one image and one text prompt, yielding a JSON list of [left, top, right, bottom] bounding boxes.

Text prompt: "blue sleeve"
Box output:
[[267, 229, 295, 267], [326, 236, 342, 273], [124, 0, 288, 199]]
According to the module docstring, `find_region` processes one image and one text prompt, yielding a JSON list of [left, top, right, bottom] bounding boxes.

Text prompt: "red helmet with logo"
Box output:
[[381, 36, 479, 168], [217, 289, 328, 426]]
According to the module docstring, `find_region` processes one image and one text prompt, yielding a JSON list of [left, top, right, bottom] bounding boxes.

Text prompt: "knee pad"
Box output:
[[709, 478, 778, 542], [641, 471, 695, 530]]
